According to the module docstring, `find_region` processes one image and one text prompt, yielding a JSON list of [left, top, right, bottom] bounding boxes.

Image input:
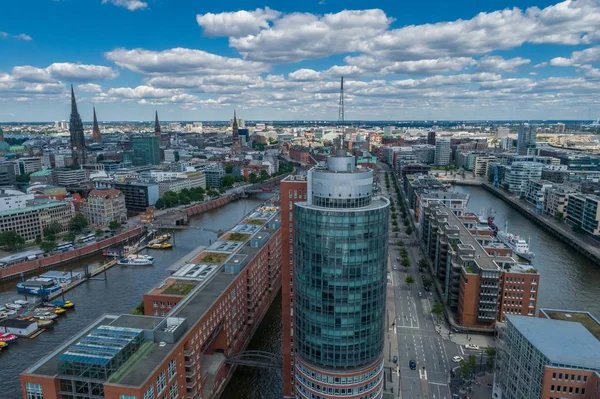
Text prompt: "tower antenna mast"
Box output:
[[337, 76, 345, 149]]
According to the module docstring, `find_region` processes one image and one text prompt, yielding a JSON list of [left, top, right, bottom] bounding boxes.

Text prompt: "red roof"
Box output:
[[88, 189, 122, 199]]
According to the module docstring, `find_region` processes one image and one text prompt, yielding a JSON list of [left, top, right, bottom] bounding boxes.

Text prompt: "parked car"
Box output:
[[465, 344, 480, 350], [452, 356, 464, 363], [393, 265, 399, 270], [409, 360, 417, 370], [418, 292, 423, 297]]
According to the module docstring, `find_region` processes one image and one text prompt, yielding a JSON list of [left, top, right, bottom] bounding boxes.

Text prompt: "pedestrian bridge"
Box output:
[[224, 350, 282, 369]]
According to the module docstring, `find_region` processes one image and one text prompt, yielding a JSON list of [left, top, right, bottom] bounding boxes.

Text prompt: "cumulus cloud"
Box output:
[[105, 47, 269, 76], [1, 32, 32, 41], [196, 7, 281, 37], [550, 57, 574, 66], [476, 56, 531, 72], [288, 69, 322, 81], [12, 63, 119, 82], [571, 45, 600, 64], [534, 62, 548, 68], [102, 0, 148, 11], [344, 55, 476, 75], [77, 83, 103, 93]]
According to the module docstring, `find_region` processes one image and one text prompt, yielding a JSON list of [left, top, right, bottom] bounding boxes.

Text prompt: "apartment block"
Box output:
[[544, 185, 577, 217], [524, 179, 554, 207], [21, 206, 282, 399], [504, 162, 544, 195], [493, 310, 600, 399], [566, 194, 600, 238], [81, 189, 127, 228], [474, 155, 497, 177], [17, 157, 43, 175]]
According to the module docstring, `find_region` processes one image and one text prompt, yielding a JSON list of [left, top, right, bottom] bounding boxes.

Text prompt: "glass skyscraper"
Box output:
[[293, 152, 389, 399]]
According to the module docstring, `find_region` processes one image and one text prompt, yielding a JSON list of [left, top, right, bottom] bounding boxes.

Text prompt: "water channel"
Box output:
[[0, 193, 279, 398], [453, 185, 600, 318]]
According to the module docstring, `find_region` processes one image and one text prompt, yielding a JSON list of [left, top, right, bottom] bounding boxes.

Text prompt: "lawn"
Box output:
[[200, 252, 229, 264], [546, 311, 600, 341], [227, 232, 250, 241], [244, 219, 265, 225], [162, 282, 196, 296]]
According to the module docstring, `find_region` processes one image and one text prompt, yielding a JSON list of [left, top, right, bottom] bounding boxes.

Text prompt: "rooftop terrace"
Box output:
[[540, 309, 600, 341]]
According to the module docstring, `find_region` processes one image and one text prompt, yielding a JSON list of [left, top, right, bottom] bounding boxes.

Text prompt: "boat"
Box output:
[[54, 308, 66, 315], [497, 222, 535, 261], [37, 319, 54, 328], [17, 277, 62, 296], [0, 333, 19, 343], [0, 341, 7, 350], [148, 242, 173, 250], [14, 300, 29, 306], [3, 310, 17, 316], [51, 300, 74, 309], [148, 233, 171, 245], [34, 312, 58, 320], [0, 313, 7, 320], [117, 256, 154, 266], [5, 303, 22, 310]]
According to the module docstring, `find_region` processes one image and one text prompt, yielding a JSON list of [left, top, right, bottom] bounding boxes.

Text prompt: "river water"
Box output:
[[0, 194, 277, 398], [453, 185, 600, 318]]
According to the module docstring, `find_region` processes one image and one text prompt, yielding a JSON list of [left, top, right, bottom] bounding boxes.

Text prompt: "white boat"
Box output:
[[497, 222, 535, 261], [34, 311, 58, 320], [118, 256, 154, 266], [3, 310, 17, 316], [5, 303, 22, 310], [14, 300, 29, 306]]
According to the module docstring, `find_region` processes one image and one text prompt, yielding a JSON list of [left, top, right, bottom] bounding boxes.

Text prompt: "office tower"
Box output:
[[92, 106, 101, 143], [132, 135, 161, 166], [280, 174, 308, 398], [154, 110, 161, 137], [292, 151, 389, 399], [69, 85, 86, 167], [434, 138, 451, 165], [427, 131, 436, 145], [517, 123, 537, 155]]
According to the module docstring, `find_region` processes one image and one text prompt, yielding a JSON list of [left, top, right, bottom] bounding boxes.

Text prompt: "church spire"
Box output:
[[92, 105, 101, 143], [69, 85, 86, 167], [154, 110, 161, 135]]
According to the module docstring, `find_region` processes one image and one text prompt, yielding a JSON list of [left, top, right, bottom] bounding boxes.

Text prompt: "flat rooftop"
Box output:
[[507, 314, 600, 370], [540, 309, 600, 341]]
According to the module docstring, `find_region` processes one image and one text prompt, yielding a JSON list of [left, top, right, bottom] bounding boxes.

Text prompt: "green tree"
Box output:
[[397, 240, 404, 247], [268, 137, 277, 144], [405, 275, 415, 285], [162, 191, 179, 208], [130, 301, 145, 315], [108, 221, 121, 231], [96, 154, 105, 162], [43, 221, 62, 241], [35, 235, 42, 245], [16, 173, 31, 183], [155, 198, 166, 209], [69, 213, 88, 232], [418, 258, 429, 270], [95, 229, 104, 237], [179, 194, 191, 205], [248, 173, 259, 184], [485, 348, 497, 371], [40, 240, 56, 253], [555, 212, 564, 222], [431, 302, 444, 321], [65, 232, 75, 242], [406, 226, 413, 235], [207, 189, 219, 198], [260, 169, 270, 181], [401, 257, 411, 267], [225, 164, 233, 174], [0, 231, 25, 249], [221, 175, 236, 188], [423, 276, 433, 288]]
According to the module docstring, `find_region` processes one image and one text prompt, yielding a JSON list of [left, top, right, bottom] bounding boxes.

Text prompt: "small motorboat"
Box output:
[[37, 319, 54, 328], [3, 310, 17, 316], [14, 300, 29, 306], [51, 300, 74, 309], [148, 242, 173, 249], [5, 303, 22, 310], [0, 341, 7, 350], [54, 308, 66, 315], [0, 333, 19, 343], [0, 313, 8, 320], [34, 312, 58, 320]]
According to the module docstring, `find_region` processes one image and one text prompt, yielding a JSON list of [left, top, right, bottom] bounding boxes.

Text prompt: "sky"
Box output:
[[1, 0, 600, 122]]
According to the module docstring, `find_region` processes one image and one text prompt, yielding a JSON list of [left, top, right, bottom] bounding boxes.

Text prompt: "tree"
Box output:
[[423, 276, 433, 288], [431, 302, 444, 321], [95, 229, 104, 237], [485, 348, 497, 371], [248, 173, 259, 184], [108, 221, 121, 231], [405, 275, 415, 285], [406, 226, 413, 235], [43, 221, 62, 241], [260, 169, 270, 181], [225, 164, 234, 174], [459, 355, 477, 380], [555, 212, 564, 222], [162, 191, 179, 208], [0, 231, 25, 249], [96, 154, 105, 162], [401, 257, 410, 267], [179, 194, 191, 205], [207, 189, 219, 198], [16, 173, 31, 183], [69, 213, 88, 232], [221, 174, 236, 188], [155, 198, 166, 210], [40, 240, 56, 253], [418, 258, 428, 270], [65, 232, 75, 242]]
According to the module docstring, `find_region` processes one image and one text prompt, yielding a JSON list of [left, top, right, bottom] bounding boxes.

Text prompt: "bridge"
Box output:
[[223, 350, 282, 369]]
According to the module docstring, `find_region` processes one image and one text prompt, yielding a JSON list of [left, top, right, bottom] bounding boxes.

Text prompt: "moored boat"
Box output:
[[34, 312, 58, 320], [497, 223, 535, 261], [5, 303, 22, 310], [51, 300, 74, 309], [0, 341, 7, 350], [17, 277, 62, 296], [14, 300, 29, 306], [37, 319, 54, 328], [0, 333, 19, 343], [117, 255, 154, 266], [148, 233, 171, 245], [148, 242, 173, 249], [54, 308, 66, 315]]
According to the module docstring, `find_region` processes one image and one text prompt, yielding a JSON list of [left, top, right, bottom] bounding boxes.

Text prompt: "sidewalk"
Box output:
[[436, 321, 495, 348], [383, 259, 402, 398]]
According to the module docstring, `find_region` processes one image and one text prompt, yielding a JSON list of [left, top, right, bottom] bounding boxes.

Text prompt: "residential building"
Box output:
[[435, 138, 451, 166], [17, 157, 43, 175], [204, 165, 226, 188], [292, 152, 389, 399], [544, 185, 577, 218], [517, 123, 537, 155], [280, 174, 308, 398], [113, 182, 159, 213], [566, 194, 600, 238], [524, 179, 554, 207], [0, 200, 74, 242], [81, 189, 127, 228], [21, 206, 282, 399], [0, 189, 34, 212], [493, 310, 600, 399], [474, 155, 497, 177], [132, 135, 161, 166], [504, 162, 544, 195]]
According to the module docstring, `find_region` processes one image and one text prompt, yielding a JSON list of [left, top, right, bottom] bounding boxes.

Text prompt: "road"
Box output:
[[380, 166, 473, 399]]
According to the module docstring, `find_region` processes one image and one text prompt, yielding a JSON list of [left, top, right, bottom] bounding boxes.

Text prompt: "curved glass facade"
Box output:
[[294, 202, 389, 369]]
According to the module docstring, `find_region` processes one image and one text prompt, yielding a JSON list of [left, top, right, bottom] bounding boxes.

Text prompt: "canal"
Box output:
[[453, 185, 600, 318], [0, 193, 281, 398]]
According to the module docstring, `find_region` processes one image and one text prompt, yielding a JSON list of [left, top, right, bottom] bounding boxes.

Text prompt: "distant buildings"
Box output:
[[68, 86, 86, 167], [81, 189, 127, 228], [566, 194, 600, 237], [113, 182, 159, 213], [17, 157, 43, 175], [493, 310, 600, 399], [517, 123, 537, 155], [434, 138, 451, 165], [0, 189, 34, 212], [0, 200, 74, 241], [428, 130, 436, 145], [504, 162, 544, 195], [132, 135, 160, 166], [203, 165, 225, 188]]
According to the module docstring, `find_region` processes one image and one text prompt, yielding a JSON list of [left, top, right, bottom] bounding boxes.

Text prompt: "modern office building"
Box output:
[[0, 200, 74, 242], [81, 189, 127, 228], [0, 189, 34, 212], [427, 131, 436, 145], [132, 135, 161, 166], [504, 162, 544, 195], [204, 165, 226, 188], [21, 206, 283, 399], [113, 182, 159, 213], [493, 310, 600, 399], [517, 123, 537, 155], [543, 184, 577, 218], [52, 168, 89, 187], [566, 194, 600, 238], [434, 138, 451, 166], [524, 179, 554, 208], [474, 155, 497, 177], [280, 174, 308, 398], [0, 162, 17, 185], [17, 157, 43, 175], [292, 152, 389, 399]]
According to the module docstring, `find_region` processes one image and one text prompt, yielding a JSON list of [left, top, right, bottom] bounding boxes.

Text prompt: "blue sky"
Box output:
[[1, 0, 599, 122]]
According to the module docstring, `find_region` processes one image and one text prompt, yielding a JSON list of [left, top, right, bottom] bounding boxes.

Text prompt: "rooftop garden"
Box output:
[[162, 282, 196, 296], [200, 252, 229, 264], [244, 219, 265, 225], [546, 311, 600, 341], [227, 232, 251, 242]]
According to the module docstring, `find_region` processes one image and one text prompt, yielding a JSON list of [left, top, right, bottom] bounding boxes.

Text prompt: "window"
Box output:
[[120, 396, 138, 399], [26, 383, 43, 399], [144, 385, 155, 399], [169, 384, 178, 399], [168, 359, 176, 380], [157, 371, 166, 393]]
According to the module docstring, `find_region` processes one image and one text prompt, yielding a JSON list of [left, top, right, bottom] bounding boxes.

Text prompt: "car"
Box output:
[[418, 292, 423, 297], [465, 344, 480, 350], [424, 286, 430, 292], [393, 265, 399, 270], [393, 356, 398, 363], [396, 256, 400, 261], [409, 360, 417, 370], [452, 356, 464, 363]]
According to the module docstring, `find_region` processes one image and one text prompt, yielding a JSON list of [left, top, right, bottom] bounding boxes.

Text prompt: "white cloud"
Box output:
[[105, 47, 269, 76], [550, 57, 574, 66], [288, 69, 322, 81], [344, 55, 476, 75], [12, 63, 119, 82], [571, 45, 600, 64], [477, 56, 531, 72], [102, 0, 148, 11], [0, 32, 32, 41], [196, 7, 281, 37], [534, 62, 548, 68], [77, 83, 103, 93]]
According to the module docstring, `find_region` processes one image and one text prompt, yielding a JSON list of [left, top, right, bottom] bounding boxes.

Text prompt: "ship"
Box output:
[[16, 278, 62, 296], [148, 234, 171, 246], [117, 255, 154, 266], [496, 222, 535, 261], [147, 242, 173, 250]]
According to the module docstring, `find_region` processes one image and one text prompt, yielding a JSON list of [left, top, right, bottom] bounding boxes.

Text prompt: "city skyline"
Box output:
[[2, 0, 600, 122]]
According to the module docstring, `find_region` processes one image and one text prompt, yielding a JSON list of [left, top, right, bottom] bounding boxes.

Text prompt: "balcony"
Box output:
[[186, 369, 196, 378], [186, 389, 198, 399]]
